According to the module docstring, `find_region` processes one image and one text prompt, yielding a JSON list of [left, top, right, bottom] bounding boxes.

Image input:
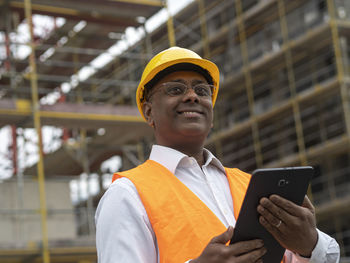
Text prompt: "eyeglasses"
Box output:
[[147, 82, 215, 100]]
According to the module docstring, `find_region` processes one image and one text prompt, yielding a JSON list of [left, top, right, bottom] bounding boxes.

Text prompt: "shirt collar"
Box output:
[[149, 145, 226, 174]]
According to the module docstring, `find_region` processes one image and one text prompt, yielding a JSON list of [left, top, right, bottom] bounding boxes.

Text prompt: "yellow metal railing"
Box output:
[[277, 0, 308, 166], [327, 0, 350, 139], [23, 0, 50, 262], [235, 0, 263, 168], [165, 0, 176, 46]]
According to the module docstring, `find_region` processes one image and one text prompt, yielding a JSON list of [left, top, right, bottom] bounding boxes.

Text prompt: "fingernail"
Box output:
[[271, 195, 278, 201]]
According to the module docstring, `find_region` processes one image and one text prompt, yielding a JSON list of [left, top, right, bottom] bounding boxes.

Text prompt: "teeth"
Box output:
[[181, 111, 202, 116], [182, 111, 200, 115]]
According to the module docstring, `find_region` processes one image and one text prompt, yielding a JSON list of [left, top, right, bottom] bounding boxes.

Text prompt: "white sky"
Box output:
[[0, 0, 193, 202]]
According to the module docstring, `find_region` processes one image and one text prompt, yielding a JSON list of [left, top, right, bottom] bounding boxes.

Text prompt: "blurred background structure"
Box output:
[[0, 0, 349, 262]]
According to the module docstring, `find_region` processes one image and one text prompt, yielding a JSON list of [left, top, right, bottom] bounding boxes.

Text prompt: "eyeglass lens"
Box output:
[[163, 82, 213, 97]]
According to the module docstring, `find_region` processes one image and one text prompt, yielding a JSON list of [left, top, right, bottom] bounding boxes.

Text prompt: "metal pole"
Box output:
[[74, 46, 95, 236], [235, 0, 263, 168], [4, 33, 11, 71], [143, 24, 153, 56], [80, 129, 95, 236], [23, 1, 50, 262], [197, 0, 210, 58], [4, 1, 18, 97], [12, 125, 23, 244], [15, 129, 25, 245], [277, 0, 308, 166], [327, 0, 350, 139], [164, 0, 176, 46]]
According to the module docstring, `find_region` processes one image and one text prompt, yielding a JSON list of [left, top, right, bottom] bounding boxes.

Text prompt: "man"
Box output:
[[96, 47, 340, 263]]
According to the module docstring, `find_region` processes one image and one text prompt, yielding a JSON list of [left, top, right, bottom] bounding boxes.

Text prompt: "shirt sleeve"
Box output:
[[285, 229, 340, 263], [95, 178, 158, 263]]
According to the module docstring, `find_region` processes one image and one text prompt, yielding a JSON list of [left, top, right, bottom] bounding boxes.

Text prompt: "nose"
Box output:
[[182, 87, 199, 103]]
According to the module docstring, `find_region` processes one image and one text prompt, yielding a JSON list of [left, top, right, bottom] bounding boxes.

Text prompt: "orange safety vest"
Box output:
[[112, 159, 251, 263]]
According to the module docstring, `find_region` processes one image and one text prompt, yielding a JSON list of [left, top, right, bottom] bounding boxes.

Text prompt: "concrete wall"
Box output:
[[0, 179, 76, 245]]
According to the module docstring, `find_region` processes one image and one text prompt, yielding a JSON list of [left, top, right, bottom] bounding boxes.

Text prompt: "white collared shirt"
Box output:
[[95, 145, 340, 263]]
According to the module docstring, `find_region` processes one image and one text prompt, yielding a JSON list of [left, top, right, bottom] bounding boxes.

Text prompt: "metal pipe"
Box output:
[[76, 46, 95, 235], [0, 41, 154, 59], [0, 85, 119, 100], [196, 0, 210, 58], [327, 0, 350, 139], [164, 0, 176, 46], [4, 33, 11, 71], [23, 73, 138, 86], [143, 24, 153, 56], [277, 0, 308, 166], [235, 0, 263, 168], [80, 129, 95, 236], [11, 126, 17, 176], [111, 0, 163, 6], [137, 142, 145, 163], [0, 208, 76, 215], [23, 0, 50, 262]]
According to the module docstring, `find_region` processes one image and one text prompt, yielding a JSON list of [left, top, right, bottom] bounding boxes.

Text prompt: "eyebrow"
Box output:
[[192, 79, 206, 85], [170, 79, 206, 85], [171, 79, 186, 84]]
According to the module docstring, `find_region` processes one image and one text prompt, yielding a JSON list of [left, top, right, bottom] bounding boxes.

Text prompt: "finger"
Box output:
[[259, 197, 291, 223], [235, 246, 267, 262], [268, 195, 303, 217], [302, 195, 315, 214], [257, 204, 282, 228], [211, 226, 234, 244], [229, 239, 264, 256], [259, 215, 281, 237]]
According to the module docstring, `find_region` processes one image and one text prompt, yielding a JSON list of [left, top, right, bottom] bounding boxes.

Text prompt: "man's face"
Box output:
[[143, 71, 214, 147]]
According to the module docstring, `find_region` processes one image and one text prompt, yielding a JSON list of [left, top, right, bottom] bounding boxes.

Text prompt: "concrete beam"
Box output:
[[0, 246, 96, 263], [0, 98, 146, 129]]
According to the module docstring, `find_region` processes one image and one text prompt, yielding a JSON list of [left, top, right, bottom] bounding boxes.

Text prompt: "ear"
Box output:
[[143, 102, 155, 128]]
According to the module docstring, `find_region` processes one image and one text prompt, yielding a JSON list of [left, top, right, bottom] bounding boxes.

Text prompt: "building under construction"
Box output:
[[0, 0, 349, 262]]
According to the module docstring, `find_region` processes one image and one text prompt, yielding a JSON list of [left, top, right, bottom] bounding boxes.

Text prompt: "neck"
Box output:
[[177, 145, 205, 166], [157, 141, 206, 166]]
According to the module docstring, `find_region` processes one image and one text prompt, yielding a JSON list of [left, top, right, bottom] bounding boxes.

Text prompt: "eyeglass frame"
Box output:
[[144, 81, 216, 102]]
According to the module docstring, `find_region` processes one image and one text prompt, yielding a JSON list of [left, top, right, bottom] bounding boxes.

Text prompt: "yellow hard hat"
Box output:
[[136, 46, 220, 120]]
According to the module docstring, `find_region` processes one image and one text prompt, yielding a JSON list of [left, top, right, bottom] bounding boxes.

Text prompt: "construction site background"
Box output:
[[0, 0, 349, 262]]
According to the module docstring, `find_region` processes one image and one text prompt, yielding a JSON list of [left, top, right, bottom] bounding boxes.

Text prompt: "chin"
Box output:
[[179, 125, 209, 138]]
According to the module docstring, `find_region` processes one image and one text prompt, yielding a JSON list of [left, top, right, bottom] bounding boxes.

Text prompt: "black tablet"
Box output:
[[230, 166, 314, 263]]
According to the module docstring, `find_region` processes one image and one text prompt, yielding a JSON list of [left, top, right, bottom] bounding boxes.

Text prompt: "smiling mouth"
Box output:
[[178, 111, 203, 117]]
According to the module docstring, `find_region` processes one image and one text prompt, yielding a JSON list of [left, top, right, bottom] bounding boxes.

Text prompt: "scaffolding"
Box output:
[[0, 0, 170, 262], [1, 0, 350, 262], [71, 0, 350, 259]]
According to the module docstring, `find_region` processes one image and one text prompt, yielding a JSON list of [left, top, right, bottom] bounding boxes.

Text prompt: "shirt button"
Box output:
[[224, 209, 228, 215]]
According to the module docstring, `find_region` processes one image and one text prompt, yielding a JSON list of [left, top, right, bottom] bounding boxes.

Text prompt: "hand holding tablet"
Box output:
[[230, 167, 315, 262]]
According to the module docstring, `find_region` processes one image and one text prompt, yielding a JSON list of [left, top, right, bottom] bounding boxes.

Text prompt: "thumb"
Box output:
[[211, 226, 234, 244]]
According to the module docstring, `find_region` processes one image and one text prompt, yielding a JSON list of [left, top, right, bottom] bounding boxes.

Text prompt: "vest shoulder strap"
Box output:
[[224, 168, 251, 219]]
